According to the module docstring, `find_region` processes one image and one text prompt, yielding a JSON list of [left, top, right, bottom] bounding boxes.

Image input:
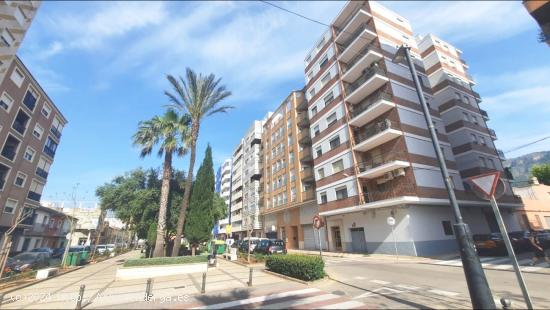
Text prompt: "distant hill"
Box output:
[[505, 151, 550, 182]]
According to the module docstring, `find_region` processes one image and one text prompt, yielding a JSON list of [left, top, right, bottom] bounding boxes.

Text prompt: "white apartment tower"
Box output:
[[302, 0, 522, 256], [215, 158, 232, 237]]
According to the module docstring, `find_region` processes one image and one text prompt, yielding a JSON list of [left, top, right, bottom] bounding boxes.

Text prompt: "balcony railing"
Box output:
[[51, 127, 62, 140], [363, 183, 416, 203], [345, 63, 386, 95], [341, 43, 378, 74], [297, 112, 309, 128], [302, 190, 315, 201], [480, 109, 489, 119], [350, 91, 392, 119], [357, 152, 407, 173], [301, 168, 314, 181], [36, 167, 49, 179], [299, 148, 313, 162], [488, 129, 496, 138], [12, 122, 26, 135], [27, 191, 41, 201], [497, 149, 505, 159], [354, 119, 392, 144], [44, 146, 56, 158], [298, 130, 311, 144], [340, 23, 375, 52]]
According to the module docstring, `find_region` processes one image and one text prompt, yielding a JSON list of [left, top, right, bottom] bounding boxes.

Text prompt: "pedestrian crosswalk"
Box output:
[[191, 288, 366, 309], [432, 256, 550, 273]]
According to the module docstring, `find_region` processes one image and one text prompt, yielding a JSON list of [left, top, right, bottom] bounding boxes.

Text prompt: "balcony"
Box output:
[[345, 64, 389, 104], [297, 112, 309, 128], [337, 23, 377, 64], [357, 152, 410, 179], [232, 213, 242, 222], [301, 167, 314, 182], [497, 149, 505, 160], [480, 109, 489, 120], [51, 127, 62, 140], [349, 91, 395, 128], [363, 183, 417, 203], [299, 148, 313, 163], [341, 44, 383, 83], [488, 128, 497, 140], [36, 167, 49, 179], [298, 130, 311, 144], [27, 191, 41, 201], [335, 9, 373, 45], [353, 119, 402, 152], [44, 146, 56, 158], [302, 190, 315, 201]]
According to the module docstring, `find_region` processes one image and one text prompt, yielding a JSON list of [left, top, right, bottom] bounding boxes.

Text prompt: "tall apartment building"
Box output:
[[0, 0, 40, 83], [230, 117, 270, 239], [215, 158, 232, 237], [0, 56, 67, 252], [302, 0, 522, 256], [261, 90, 327, 250]]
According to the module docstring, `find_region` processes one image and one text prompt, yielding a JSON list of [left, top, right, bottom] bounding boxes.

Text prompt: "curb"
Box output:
[[419, 261, 550, 275], [262, 269, 327, 286], [223, 257, 264, 269]]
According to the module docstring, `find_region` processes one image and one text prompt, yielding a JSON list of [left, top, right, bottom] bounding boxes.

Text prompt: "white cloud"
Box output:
[[381, 1, 534, 44]]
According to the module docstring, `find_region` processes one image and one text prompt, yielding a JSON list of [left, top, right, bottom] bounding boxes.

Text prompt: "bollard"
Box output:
[[247, 268, 253, 287], [144, 278, 153, 301], [201, 273, 206, 294], [500, 298, 512, 310], [75, 284, 85, 310]]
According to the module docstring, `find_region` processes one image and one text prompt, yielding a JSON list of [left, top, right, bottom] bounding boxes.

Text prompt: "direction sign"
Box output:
[[469, 172, 501, 197], [313, 215, 324, 229]]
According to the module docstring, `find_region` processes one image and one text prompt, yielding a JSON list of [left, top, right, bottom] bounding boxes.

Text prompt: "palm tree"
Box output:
[[133, 110, 191, 257], [165, 68, 233, 256]]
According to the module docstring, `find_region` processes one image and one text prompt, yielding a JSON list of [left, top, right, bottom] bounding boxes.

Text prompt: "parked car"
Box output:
[[239, 238, 268, 253], [31, 247, 53, 256], [95, 245, 107, 255], [254, 239, 287, 255], [508, 231, 532, 253], [51, 247, 65, 259], [68, 245, 91, 253], [473, 233, 505, 255], [6, 252, 50, 272], [106, 244, 116, 253]]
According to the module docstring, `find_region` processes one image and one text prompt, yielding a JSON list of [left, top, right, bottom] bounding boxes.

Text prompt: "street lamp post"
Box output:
[[392, 44, 495, 309]]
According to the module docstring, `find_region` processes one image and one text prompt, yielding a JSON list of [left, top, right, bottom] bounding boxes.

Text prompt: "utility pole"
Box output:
[[393, 45, 495, 309]]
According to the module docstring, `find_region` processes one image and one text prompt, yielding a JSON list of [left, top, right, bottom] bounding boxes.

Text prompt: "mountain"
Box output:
[[505, 151, 550, 182]]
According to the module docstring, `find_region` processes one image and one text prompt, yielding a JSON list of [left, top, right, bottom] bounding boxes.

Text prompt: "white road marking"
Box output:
[[191, 288, 320, 309], [370, 279, 391, 285], [354, 276, 366, 280], [395, 284, 420, 290], [521, 266, 542, 272], [353, 287, 403, 299], [319, 300, 365, 309], [261, 293, 340, 309], [428, 289, 460, 297]]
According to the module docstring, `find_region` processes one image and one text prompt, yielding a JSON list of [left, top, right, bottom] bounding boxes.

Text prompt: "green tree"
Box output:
[[211, 193, 228, 226], [165, 68, 233, 256], [531, 163, 550, 185], [184, 145, 215, 255], [132, 110, 190, 257]]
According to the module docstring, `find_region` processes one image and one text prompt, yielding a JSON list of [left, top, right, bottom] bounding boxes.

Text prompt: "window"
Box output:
[[311, 106, 318, 116], [442, 221, 453, 235], [318, 168, 325, 179], [319, 55, 328, 68], [315, 146, 322, 158], [4, 199, 17, 214], [335, 186, 348, 200], [41, 103, 52, 118], [42, 216, 49, 225], [14, 172, 26, 187], [1, 135, 20, 161], [320, 192, 328, 204], [313, 125, 320, 136], [470, 133, 477, 144], [479, 156, 487, 167], [326, 112, 337, 127], [23, 87, 38, 111], [10, 67, 25, 88], [36, 156, 51, 178], [12, 109, 30, 135], [29, 179, 44, 195], [44, 136, 58, 157], [329, 135, 341, 150], [332, 159, 344, 173], [33, 124, 44, 139], [0, 92, 14, 112], [472, 115, 478, 125], [488, 158, 496, 169], [291, 188, 296, 202], [323, 91, 334, 104], [0, 163, 9, 190], [309, 88, 316, 98], [1, 28, 14, 46], [321, 72, 331, 84], [289, 151, 294, 162], [290, 170, 295, 182]]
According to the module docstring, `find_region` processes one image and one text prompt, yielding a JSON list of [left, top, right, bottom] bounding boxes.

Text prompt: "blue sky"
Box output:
[[17, 1, 550, 203]]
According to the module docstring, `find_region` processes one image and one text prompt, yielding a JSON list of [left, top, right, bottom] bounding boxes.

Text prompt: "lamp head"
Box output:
[[392, 44, 410, 64]]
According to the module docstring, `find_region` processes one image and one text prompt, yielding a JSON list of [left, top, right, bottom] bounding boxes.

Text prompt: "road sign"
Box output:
[[313, 215, 324, 229], [469, 172, 500, 197], [387, 216, 395, 226], [225, 224, 232, 235]]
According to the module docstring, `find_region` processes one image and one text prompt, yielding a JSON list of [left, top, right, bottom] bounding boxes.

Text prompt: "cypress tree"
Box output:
[[184, 145, 215, 255]]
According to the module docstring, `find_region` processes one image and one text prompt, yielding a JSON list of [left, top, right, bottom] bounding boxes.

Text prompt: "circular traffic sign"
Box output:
[[313, 215, 324, 229], [387, 216, 395, 226]]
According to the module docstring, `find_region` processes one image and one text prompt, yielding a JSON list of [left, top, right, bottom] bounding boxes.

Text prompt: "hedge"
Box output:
[[123, 255, 207, 267], [265, 254, 325, 281]]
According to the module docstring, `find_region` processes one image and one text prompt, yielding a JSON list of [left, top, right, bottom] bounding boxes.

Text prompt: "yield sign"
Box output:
[[469, 171, 501, 197]]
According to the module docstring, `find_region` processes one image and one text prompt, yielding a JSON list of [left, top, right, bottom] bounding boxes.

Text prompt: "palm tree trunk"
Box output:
[[172, 123, 199, 256], [154, 152, 172, 258]]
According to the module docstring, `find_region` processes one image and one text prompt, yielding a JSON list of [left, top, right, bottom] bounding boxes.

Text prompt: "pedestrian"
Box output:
[[528, 230, 550, 267]]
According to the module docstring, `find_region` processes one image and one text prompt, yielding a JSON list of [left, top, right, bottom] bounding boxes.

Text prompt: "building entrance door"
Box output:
[[332, 226, 342, 251], [291, 226, 298, 249], [350, 227, 367, 253]]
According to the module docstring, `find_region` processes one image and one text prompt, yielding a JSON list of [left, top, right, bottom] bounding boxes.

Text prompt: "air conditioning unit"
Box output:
[[377, 172, 394, 184], [393, 168, 406, 177]]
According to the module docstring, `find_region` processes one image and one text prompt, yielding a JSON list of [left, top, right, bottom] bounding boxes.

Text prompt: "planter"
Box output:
[[116, 262, 207, 280]]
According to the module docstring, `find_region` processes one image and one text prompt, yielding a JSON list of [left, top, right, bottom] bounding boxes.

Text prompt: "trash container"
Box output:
[[64, 252, 74, 266], [80, 251, 89, 263], [69, 252, 78, 266]]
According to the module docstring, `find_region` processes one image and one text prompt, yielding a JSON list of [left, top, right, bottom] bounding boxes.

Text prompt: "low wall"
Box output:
[[116, 263, 207, 280]]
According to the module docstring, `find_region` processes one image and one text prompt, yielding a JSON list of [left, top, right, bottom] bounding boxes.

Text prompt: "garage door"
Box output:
[[303, 224, 326, 250]]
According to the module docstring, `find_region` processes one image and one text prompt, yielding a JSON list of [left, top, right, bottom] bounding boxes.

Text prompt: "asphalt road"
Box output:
[[313, 255, 550, 309]]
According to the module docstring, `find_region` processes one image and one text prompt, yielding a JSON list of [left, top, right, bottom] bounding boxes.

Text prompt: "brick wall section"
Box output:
[[319, 195, 360, 213], [316, 167, 355, 188], [314, 141, 351, 166], [310, 96, 343, 124], [312, 118, 346, 144]]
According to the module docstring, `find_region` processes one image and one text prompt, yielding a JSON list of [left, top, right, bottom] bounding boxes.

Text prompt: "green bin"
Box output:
[[215, 244, 226, 255], [71, 252, 82, 266], [80, 251, 89, 263], [64, 252, 74, 266]]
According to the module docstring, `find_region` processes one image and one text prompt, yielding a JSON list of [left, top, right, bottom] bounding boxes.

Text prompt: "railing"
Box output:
[[345, 63, 386, 95], [497, 149, 505, 159], [12, 122, 26, 134], [357, 151, 407, 173], [301, 168, 313, 180], [297, 112, 309, 127], [354, 119, 392, 144], [342, 43, 378, 73], [350, 90, 392, 118], [51, 127, 62, 139], [298, 130, 311, 143], [340, 23, 375, 52], [36, 167, 49, 179], [44, 146, 56, 158], [27, 191, 41, 201], [480, 109, 488, 118], [302, 190, 315, 201], [488, 129, 496, 137], [363, 183, 416, 203], [299, 148, 312, 161]]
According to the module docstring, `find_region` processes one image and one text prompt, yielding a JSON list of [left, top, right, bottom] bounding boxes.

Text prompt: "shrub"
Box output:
[[265, 254, 325, 281], [123, 255, 207, 267]]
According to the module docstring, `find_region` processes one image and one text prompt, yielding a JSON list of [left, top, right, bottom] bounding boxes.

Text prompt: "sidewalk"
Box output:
[[288, 248, 432, 262]]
